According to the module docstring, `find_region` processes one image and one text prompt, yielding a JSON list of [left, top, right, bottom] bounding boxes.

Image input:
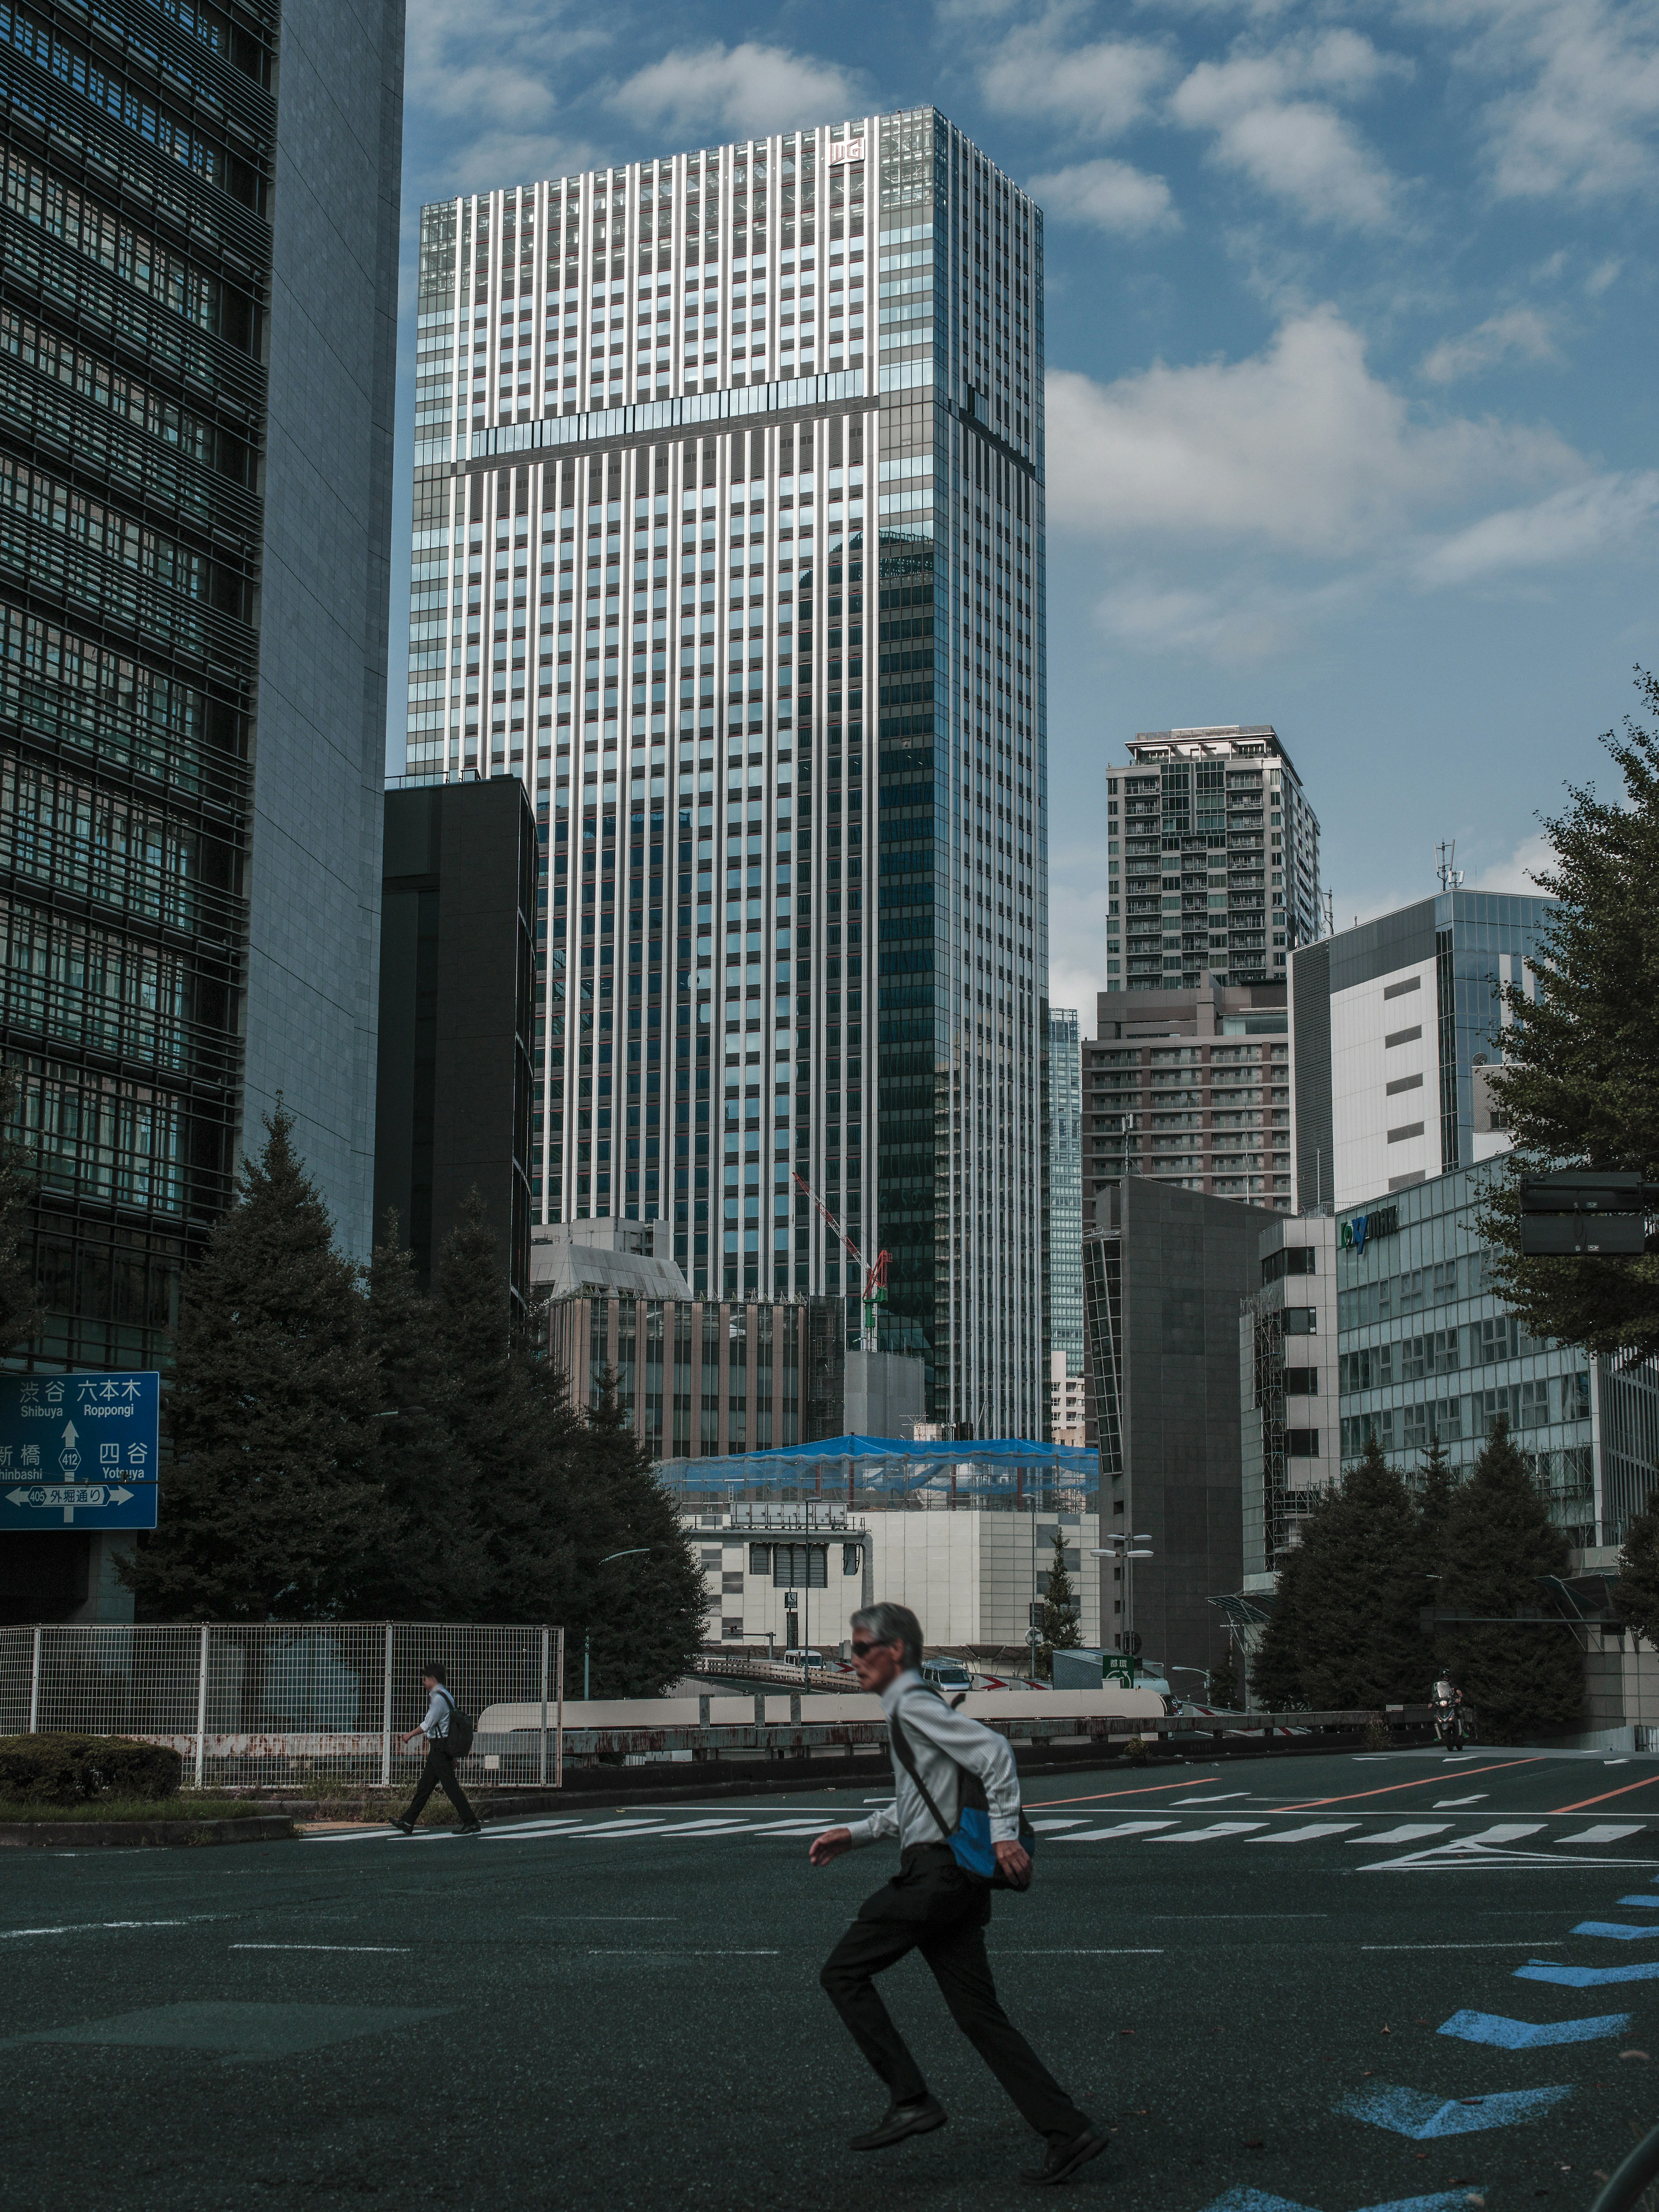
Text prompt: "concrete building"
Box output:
[[1289, 890, 1552, 1214], [667, 1439, 1100, 1656], [1083, 980, 1292, 1213], [1240, 1214, 1341, 1586], [1106, 727, 1319, 996], [1082, 1178, 1278, 1682], [1335, 1163, 1659, 1551], [375, 778, 535, 1302], [1050, 1351, 1087, 1448], [403, 107, 1046, 1435], [1047, 1008, 1084, 1393]]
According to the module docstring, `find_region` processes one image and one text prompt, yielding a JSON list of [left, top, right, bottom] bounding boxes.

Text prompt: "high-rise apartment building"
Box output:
[[1, 0, 404, 1375], [1046, 1006, 1082, 1386], [405, 109, 1046, 1432], [1105, 726, 1319, 994]]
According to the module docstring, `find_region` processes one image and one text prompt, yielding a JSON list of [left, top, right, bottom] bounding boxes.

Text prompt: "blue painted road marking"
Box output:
[[1337, 2080, 1573, 2136], [1438, 2007, 1630, 2048], [1198, 2193, 1485, 2212], [1516, 1959, 1659, 1987], [1618, 1895, 1659, 1906], [1572, 1920, 1659, 1939]]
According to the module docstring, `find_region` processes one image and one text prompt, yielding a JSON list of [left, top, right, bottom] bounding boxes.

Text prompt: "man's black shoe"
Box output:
[[460, 1823, 483, 1835], [849, 2097, 947, 2151], [391, 1818, 415, 1836], [1020, 2127, 1108, 2187]]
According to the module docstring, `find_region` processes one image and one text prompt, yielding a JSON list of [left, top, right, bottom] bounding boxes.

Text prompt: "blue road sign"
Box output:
[[0, 1373, 160, 1530]]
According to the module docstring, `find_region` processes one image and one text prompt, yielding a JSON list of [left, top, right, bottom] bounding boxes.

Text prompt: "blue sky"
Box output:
[[387, 0, 1659, 1016]]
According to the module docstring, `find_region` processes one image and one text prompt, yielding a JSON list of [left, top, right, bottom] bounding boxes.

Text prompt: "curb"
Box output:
[[0, 1813, 295, 1849]]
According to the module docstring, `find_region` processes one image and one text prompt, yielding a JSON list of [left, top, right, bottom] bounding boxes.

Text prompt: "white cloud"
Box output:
[[1471, 831, 1552, 893], [1420, 471, 1659, 583], [1421, 305, 1559, 382], [1028, 157, 1180, 234], [1427, 0, 1659, 203], [1045, 307, 1575, 555], [1585, 256, 1623, 295], [1170, 32, 1411, 227], [403, 0, 606, 195], [608, 41, 863, 139], [978, 20, 1173, 138]]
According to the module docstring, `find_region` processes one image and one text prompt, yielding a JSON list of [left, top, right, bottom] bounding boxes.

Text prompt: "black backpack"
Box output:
[[435, 1687, 475, 1758]]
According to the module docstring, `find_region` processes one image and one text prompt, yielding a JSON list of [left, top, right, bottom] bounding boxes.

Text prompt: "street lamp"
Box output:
[[1092, 1534, 1154, 1666], [585, 1547, 651, 1700]]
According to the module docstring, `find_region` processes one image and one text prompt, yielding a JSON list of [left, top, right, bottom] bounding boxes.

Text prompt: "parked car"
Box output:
[[782, 1647, 826, 1668], [920, 1658, 974, 1691]]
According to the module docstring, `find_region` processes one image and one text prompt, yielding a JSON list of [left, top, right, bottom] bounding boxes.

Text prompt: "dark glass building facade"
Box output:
[[0, 0, 404, 1377]]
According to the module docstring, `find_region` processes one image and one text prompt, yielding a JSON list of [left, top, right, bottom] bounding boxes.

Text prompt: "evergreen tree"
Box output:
[[125, 1109, 391, 1620], [350, 1214, 490, 1620], [1036, 1528, 1082, 1678], [0, 1067, 40, 1353], [1613, 1491, 1659, 1652], [1439, 1418, 1582, 1742], [563, 1372, 707, 1697], [1478, 669, 1659, 1363], [1416, 1433, 1457, 1562], [1250, 1440, 1427, 1710], [1206, 1658, 1238, 1710]]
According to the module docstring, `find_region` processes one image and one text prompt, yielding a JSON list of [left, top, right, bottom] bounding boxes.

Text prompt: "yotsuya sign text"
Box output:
[[1340, 1206, 1399, 1255]]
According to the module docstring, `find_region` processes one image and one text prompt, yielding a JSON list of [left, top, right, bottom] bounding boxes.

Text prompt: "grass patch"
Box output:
[[0, 1795, 271, 1824]]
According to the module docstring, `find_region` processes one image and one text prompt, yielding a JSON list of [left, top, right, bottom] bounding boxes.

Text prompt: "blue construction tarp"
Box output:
[[657, 1435, 1099, 1511]]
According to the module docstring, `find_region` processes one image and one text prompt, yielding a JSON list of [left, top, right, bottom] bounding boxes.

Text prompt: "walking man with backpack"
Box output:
[[809, 1602, 1105, 2187], [392, 1661, 482, 1836]]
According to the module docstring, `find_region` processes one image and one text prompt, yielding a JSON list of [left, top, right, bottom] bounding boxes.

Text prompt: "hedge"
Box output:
[[0, 1734, 182, 1805]]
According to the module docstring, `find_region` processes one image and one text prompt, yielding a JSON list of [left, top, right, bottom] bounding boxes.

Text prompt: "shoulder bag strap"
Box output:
[[888, 1703, 956, 1844]]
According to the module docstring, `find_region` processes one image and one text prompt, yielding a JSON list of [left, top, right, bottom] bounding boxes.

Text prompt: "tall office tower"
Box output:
[[1046, 1007, 1083, 1390], [1105, 726, 1319, 994], [1, 1, 404, 1372], [407, 109, 1045, 1433]]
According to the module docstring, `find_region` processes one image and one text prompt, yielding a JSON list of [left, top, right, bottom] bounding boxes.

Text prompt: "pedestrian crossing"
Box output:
[[302, 1812, 1655, 1856]]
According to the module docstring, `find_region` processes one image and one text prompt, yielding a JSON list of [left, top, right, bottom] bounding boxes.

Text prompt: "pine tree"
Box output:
[[1250, 1439, 1428, 1710], [0, 1067, 40, 1353], [1439, 1418, 1582, 1742], [1613, 1491, 1659, 1652], [351, 1214, 490, 1619], [563, 1371, 707, 1697], [1206, 1658, 1238, 1710], [1478, 668, 1659, 1363], [1416, 1433, 1457, 1561], [1036, 1528, 1082, 1678], [124, 1108, 391, 1621]]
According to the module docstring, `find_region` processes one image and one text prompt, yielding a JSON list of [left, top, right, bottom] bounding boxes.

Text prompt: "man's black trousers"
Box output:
[[403, 1741, 477, 1827], [820, 1842, 1088, 2142]]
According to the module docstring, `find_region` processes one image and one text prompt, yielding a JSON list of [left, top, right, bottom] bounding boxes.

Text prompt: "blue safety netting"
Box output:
[[657, 1435, 1100, 1513]]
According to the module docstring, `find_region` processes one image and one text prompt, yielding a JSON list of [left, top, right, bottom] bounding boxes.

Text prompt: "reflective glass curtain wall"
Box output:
[[407, 108, 1043, 1436]]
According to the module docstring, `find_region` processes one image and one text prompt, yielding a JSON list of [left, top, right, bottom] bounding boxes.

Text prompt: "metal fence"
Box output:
[[0, 1622, 566, 1792]]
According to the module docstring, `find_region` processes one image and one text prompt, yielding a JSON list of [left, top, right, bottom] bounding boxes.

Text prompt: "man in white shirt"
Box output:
[[391, 1661, 481, 1836], [810, 1602, 1104, 2187]]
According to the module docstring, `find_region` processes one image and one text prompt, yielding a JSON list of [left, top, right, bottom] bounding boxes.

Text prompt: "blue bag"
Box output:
[[889, 1700, 1036, 1891]]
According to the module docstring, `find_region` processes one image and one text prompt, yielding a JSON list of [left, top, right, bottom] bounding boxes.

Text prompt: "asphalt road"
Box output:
[[6, 1745, 1659, 2212]]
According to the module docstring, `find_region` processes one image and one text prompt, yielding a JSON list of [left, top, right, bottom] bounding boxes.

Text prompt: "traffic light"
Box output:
[[1519, 1170, 1649, 1256]]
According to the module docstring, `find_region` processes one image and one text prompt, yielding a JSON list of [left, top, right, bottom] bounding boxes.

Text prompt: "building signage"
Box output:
[[828, 138, 865, 165], [0, 1373, 160, 1529], [1340, 1206, 1399, 1255]]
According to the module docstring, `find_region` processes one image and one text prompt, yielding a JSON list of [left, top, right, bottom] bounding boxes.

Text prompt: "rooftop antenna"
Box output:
[[1319, 889, 1334, 941], [1436, 840, 1465, 892]]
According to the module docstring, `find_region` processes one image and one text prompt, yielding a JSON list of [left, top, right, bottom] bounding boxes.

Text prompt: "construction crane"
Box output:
[[791, 1169, 891, 1350]]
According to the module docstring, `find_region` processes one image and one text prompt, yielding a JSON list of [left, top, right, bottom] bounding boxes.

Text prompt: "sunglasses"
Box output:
[[849, 1639, 893, 1658]]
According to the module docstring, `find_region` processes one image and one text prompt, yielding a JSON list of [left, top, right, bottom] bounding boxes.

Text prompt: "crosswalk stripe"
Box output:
[[1560, 1824, 1646, 1845], [1052, 1820, 1179, 1842], [1349, 1824, 1451, 1845], [1249, 1823, 1360, 1843], [1149, 1822, 1268, 1843], [1459, 1824, 1545, 1844]]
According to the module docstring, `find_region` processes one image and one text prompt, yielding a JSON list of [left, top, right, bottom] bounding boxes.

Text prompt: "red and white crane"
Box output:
[[791, 1169, 891, 1349]]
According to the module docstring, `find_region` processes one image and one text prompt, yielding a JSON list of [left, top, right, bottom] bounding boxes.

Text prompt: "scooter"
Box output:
[[1432, 1694, 1465, 1752]]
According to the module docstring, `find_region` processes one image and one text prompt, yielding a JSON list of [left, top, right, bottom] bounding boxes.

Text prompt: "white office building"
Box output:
[[404, 108, 1046, 1433]]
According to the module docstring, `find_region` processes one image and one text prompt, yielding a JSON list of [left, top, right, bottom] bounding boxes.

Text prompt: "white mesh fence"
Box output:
[[0, 1622, 565, 1792]]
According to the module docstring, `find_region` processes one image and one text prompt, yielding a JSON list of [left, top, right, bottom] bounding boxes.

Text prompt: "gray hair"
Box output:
[[852, 1602, 924, 1669]]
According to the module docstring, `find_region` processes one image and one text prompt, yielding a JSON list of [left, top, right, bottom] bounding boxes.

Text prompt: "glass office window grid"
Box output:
[[0, 0, 276, 1368], [1335, 1163, 1659, 1548], [1105, 726, 1319, 994], [1047, 1007, 1083, 1380], [1084, 1036, 1293, 1209], [403, 108, 1046, 1436]]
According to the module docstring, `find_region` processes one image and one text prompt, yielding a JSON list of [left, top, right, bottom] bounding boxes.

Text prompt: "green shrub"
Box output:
[[0, 1734, 182, 1805]]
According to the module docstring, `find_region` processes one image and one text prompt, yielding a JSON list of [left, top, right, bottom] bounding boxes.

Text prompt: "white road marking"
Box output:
[[1456, 1824, 1546, 1844], [1027, 1818, 1092, 1831], [0, 1919, 202, 1940], [232, 1944, 410, 1953], [1362, 1941, 1560, 1951], [1348, 1824, 1452, 1845], [1249, 1823, 1360, 1843], [1434, 1795, 1489, 1806], [1558, 1825, 1646, 1846], [1052, 1820, 1180, 1841], [1148, 1822, 1269, 1843], [1176, 1793, 1252, 1805]]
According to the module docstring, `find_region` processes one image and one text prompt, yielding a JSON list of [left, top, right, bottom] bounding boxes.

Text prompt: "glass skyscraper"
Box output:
[[1046, 1006, 1082, 1378], [1, 0, 404, 1372], [406, 108, 1045, 1433]]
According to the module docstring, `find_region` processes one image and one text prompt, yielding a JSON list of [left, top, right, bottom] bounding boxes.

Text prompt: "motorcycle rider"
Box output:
[[1431, 1673, 1465, 1747]]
